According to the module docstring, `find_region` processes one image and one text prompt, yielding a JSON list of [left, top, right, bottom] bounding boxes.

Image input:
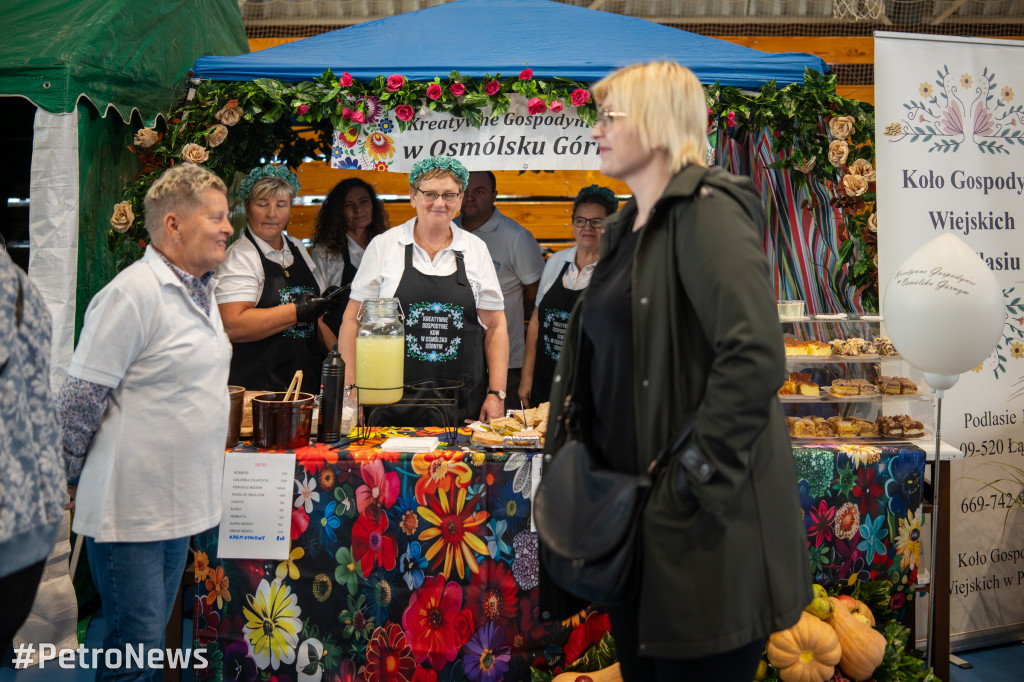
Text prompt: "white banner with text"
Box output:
[[875, 32, 1024, 647], [331, 95, 600, 172]]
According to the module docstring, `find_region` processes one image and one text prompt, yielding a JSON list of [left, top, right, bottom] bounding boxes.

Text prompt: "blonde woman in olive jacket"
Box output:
[[540, 61, 811, 681]]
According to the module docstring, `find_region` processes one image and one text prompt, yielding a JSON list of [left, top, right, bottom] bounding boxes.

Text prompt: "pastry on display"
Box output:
[[805, 340, 831, 356], [778, 371, 820, 396], [875, 376, 902, 395], [876, 415, 904, 438], [828, 378, 879, 396], [897, 377, 918, 394], [784, 337, 807, 355], [872, 336, 898, 356], [896, 414, 925, 437]]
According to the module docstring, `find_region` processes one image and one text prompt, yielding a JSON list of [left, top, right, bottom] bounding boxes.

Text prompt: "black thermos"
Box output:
[[318, 344, 344, 443]]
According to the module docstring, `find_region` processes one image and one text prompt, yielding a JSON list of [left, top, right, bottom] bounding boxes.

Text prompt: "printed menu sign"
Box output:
[[217, 452, 296, 560]]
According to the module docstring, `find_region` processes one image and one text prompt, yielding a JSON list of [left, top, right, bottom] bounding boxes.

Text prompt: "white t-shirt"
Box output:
[[455, 209, 544, 368], [350, 218, 504, 315], [310, 235, 366, 289], [215, 227, 325, 304], [536, 246, 599, 306], [69, 246, 232, 542]]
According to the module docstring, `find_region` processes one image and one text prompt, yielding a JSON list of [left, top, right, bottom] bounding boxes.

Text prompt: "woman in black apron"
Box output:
[[519, 184, 618, 406], [338, 156, 508, 426], [216, 165, 332, 395], [310, 178, 389, 337]]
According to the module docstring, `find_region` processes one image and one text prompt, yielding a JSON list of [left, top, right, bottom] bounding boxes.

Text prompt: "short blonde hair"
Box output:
[[592, 61, 708, 174], [144, 165, 227, 239], [245, 177, 297, 207]]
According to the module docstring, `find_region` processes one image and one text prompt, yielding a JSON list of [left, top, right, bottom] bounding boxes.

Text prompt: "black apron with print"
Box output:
[[229, 230, 324, 395], [531, 261, 583, 404], [323, 243, 358, 334], [372, 244, 486, 427]]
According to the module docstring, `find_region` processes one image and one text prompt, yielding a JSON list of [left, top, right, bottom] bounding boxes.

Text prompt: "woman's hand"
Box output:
[[480, 393, 505, 421], [65, 484, 77, 511], [517, 378, 532, 408]]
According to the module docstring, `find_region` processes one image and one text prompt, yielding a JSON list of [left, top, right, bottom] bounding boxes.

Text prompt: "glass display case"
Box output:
[[778, 314, 933, 442]]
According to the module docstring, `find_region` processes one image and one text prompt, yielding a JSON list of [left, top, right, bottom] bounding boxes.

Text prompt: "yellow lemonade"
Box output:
[[356, 335, 405, 404]]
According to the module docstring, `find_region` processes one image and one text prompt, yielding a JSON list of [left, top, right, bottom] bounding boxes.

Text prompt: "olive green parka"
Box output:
[[543, 164, 812, 658]]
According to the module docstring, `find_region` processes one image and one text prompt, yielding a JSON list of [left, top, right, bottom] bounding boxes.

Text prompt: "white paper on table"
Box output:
[[380, 436, 440, 453], [217, 451, 296, 560], [530, 453, 543, 532]]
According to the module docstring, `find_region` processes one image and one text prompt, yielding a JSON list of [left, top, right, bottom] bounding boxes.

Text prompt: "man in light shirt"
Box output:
[[456, 171, 545, 408]]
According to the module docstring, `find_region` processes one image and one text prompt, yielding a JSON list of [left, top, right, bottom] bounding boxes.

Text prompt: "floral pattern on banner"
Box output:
[[193, 428, 603, 681], [793, 444, 925, 619]]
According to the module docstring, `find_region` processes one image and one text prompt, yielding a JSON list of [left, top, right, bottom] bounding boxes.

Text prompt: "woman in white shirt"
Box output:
[[216, 165, 334, 395], [339, 156, 508, 425], [59, 164, 233, 681], [518, 184, 618, 406], [310, 177, 390, 334]]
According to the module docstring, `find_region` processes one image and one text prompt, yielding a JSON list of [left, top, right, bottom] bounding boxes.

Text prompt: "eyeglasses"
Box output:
[[572, 217, 605, 229], [415, 188, 462, 203], [594, 106, 628, 127]]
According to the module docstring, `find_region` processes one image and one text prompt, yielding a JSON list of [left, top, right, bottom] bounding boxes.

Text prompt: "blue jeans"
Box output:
[[85, 536, 190, 682]]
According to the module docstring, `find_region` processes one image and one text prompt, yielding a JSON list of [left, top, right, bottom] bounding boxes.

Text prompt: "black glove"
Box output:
[[321, 286, 349, 333], [293, 292, 330, 323]]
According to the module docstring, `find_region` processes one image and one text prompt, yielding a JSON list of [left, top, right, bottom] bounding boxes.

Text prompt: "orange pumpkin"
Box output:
[[767, 611, 842, 682], [827, 596, 886, 681]]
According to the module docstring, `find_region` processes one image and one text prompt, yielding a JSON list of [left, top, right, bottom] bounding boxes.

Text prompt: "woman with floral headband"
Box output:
[[216, 164, 336, 395], [519, 184, 616, 406], [339, 156, 508, 425]]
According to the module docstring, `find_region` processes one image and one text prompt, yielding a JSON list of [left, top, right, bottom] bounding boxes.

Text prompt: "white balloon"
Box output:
[[883, 234, 1004, 376]]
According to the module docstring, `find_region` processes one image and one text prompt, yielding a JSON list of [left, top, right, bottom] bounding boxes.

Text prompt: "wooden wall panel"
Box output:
[[295, 164, 629, 197], [286, 202, 578, 243]]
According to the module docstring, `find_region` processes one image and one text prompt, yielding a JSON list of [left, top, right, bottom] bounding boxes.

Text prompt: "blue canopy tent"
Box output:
[[193, 0, 827, 88]]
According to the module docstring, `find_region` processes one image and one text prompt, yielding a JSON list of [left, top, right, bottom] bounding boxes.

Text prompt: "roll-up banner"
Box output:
[[875, 32, 1024, 648]]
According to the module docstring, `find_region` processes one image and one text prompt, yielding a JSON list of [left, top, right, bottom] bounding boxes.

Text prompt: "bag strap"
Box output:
[[647, 411, 698, 476]]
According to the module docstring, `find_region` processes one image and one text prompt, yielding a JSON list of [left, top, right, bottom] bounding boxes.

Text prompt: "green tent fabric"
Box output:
[[2, 0, 249, 123]]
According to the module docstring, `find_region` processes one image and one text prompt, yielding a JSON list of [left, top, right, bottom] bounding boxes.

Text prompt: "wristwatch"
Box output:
[[487, 389, 506, 400]]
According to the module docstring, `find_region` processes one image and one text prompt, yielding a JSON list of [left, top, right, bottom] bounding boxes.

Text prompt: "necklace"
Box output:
[[414, 226, 452, 258]]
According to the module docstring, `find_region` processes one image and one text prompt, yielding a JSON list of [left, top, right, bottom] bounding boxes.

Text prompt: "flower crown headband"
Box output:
[[576, 184, 617, 206], [408, 156, 469, 190], [239, 164, 301, 201]]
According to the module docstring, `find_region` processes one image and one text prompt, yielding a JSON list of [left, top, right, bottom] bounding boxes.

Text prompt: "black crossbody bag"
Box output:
[[533, 310, 697, 605]]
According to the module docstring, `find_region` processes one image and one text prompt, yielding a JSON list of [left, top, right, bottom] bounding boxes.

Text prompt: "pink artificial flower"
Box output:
[[394, 104, 415, 122], [426, 83, 443, 100], [484, 80, 501, 96], [386, 74, 406, 92], [527, 97, 547, 116], [340, 72, 353, 87], [296, 104, 309, 115], [726, 111, 738, 127], [341, 107, 353, 120], [350, 110, 366, 123], [450, 82, 466, 97], [570, 88, 591, 107], [519, 68, 533, 81], [549, 100, 564, 113]]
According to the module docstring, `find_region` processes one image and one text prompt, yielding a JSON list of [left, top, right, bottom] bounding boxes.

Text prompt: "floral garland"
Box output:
[[707, 68, 878, 311], [108, 66, 877, 311]]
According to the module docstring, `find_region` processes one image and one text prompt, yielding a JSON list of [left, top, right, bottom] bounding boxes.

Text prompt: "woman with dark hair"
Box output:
[[518, 184, 617, 406], [311, 178, 389, 331]]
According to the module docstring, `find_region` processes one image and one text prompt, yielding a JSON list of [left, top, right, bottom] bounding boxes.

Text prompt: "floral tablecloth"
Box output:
[[792, 442, 924, 618], [192, 427, 609, 682], [191, 431, 923, 682]]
